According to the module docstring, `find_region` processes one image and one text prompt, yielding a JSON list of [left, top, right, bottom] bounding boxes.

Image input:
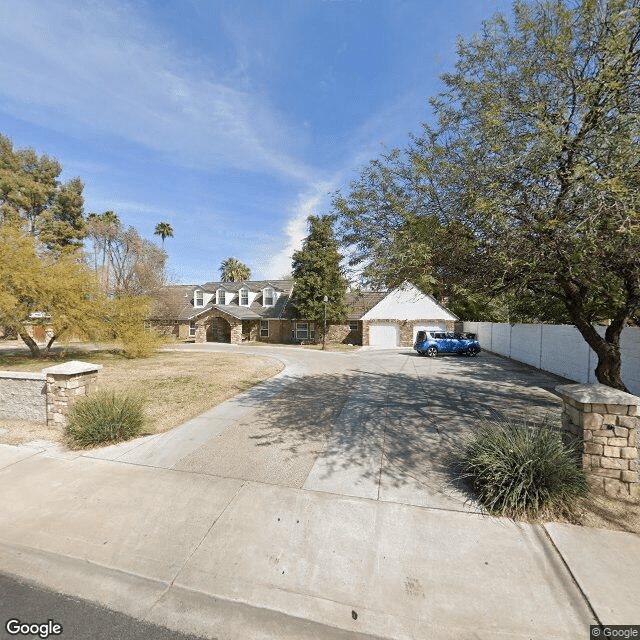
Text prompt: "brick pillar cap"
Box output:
[[555, 383, 640, 406], [42, 360, 103, 376]]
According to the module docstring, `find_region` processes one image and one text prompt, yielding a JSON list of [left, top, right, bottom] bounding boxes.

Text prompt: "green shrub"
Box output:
[[65, 390, 146, 447], [120, 331, 165, 358], [459, 412, 588, 517]]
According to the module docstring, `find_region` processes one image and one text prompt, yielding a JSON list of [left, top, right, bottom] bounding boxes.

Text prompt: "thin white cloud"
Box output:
[[261, 139, 386, 279], [263, 179, 336, 278], [0, 0, 313, 181]]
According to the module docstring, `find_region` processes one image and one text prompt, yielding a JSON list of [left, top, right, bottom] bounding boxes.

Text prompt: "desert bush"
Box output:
[[65, 390, 146, 447], [459, 412, 587, 517], [103, 294, 165, 358]]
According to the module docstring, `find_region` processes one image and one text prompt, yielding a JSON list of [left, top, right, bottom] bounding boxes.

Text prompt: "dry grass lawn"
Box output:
[[551, 494, 640, 534], [0, 348, 283, 446]]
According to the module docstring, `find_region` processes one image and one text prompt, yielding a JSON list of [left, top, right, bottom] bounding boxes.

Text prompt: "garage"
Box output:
[[368, 323, 400, 347], [361, 282, 459, 347]]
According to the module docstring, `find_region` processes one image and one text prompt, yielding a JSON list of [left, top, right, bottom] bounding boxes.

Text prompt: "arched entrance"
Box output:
[[206, 316, 232, 343]]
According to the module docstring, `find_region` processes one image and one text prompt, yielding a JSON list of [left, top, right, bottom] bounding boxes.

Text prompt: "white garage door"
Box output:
[[369, 323, 400, 347]]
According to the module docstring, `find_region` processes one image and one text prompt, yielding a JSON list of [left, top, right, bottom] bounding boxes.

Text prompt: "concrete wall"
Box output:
[[0, 362, 102, 426], [464, 322, 640, 395], [0, 371, 47, 422]]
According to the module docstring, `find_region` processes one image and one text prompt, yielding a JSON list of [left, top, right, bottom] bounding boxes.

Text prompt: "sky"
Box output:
[[0, 0, 515, 284]]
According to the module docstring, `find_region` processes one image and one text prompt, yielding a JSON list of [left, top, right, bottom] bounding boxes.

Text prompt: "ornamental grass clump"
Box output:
[[460, 412, 588, 517], [65, 390, 146, 448]]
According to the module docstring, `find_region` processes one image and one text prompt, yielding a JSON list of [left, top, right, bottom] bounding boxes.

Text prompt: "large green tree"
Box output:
[[336, 0, 640, 391], [219, 257, 251, 282], [426, 0, 640, 391], [333, 150, 506, 320], [0, 134, 85, 251], [0, 226, 101, 356], [292, 215, 348, 342]]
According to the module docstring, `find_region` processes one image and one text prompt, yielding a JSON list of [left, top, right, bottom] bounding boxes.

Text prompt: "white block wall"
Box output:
[[510, 324, 542, 368], [463, 322, 640, 396]]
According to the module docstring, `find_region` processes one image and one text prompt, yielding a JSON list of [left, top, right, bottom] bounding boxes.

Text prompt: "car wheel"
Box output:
[[466, 346, 479, 357], [426, 346, 438, 358]]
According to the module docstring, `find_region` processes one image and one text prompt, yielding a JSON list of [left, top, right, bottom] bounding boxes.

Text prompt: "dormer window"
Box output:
[[216, 288, 224, 305], [263, 287, 274, 307], [239, 287, 249, 306], [194, 290, 203, 307]]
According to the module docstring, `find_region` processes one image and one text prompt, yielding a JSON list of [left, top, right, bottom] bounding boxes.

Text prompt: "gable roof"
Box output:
[[345, 291, 387, 320], [360, 281, 458, 321], [189, 304, 262, 320], [149, 284, 200, 320]]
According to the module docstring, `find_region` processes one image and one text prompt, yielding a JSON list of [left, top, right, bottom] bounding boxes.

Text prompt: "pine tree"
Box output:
[[292, 215, 348, 345]]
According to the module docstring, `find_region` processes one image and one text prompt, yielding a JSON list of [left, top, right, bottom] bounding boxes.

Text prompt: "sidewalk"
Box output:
[[0, 347, 639, 638], [0, 446, 620, 640]]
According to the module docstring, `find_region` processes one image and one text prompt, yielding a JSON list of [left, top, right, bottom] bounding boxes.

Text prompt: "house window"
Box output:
[[296, 323, 308, 340], [263, 287, 274, 306], [189, 321, 196, 337], [216, 289, 224, 305], [260, 320, 269, 337], [295, 322, 315, 340], [349, 321, 359, 332], [239, 288, 249, 306], [194, 290, 203, 307]]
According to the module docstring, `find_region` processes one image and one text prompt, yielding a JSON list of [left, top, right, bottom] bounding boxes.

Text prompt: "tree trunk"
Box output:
[[16, 324, 41, 358], [562, 294, 629, 392], [46, 334, 58, 352], [593, 342, 627, 391]]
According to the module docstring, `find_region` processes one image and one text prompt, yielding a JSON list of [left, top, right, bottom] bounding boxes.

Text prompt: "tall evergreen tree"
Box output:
[[0, 134, 85, 251], [292, 215, 348, 340]]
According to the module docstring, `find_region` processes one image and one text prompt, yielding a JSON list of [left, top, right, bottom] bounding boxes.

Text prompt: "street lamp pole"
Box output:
[[323, 295, 328, 350]]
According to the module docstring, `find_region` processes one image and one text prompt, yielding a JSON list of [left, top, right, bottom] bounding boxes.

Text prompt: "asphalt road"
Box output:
[[0, 573, 209, 640]]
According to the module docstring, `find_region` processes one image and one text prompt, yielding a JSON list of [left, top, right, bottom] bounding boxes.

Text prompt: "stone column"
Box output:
[[229, 320, 242, 344], [556, 383, 639, 500], [42, 361, 102, 428], [195, 320, 207, 343]]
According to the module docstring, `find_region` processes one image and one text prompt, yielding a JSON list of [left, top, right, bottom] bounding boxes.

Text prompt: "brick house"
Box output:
[[152, 280, 456, 347]]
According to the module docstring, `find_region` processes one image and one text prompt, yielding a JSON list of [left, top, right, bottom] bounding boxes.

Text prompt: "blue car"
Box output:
[[414, 330, 481, 357]]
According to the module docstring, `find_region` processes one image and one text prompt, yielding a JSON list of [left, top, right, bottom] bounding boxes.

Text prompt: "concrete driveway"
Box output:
[[82, 343, 565, 512], [2, 344, 637, 639]]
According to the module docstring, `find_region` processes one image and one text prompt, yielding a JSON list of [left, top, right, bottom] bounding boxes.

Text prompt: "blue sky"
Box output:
[[0, 0, 513, 284]]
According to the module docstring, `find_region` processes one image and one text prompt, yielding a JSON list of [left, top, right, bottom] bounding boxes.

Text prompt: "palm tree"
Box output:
[[219, 257, 251, 282], [154, 221, 174, 247]]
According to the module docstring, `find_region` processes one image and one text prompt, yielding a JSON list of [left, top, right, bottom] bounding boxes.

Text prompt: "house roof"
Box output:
[[155, 280, 453, 325], [200, 279, 293, 294], [190, 304, 262, 320], [360, 281, 458, 321], [149, 284, 200, 321], [345, 291, 387, 320]]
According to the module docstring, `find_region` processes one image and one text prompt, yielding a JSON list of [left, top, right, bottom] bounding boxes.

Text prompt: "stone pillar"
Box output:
[[556, 383, 639, 500], [195, 320, 207, 343], [229, 320, 242, 344], [42, 361, 102, 428]]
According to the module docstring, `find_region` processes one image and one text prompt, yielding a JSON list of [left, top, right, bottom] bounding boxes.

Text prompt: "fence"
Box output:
[[463, 322, 640, 396]]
